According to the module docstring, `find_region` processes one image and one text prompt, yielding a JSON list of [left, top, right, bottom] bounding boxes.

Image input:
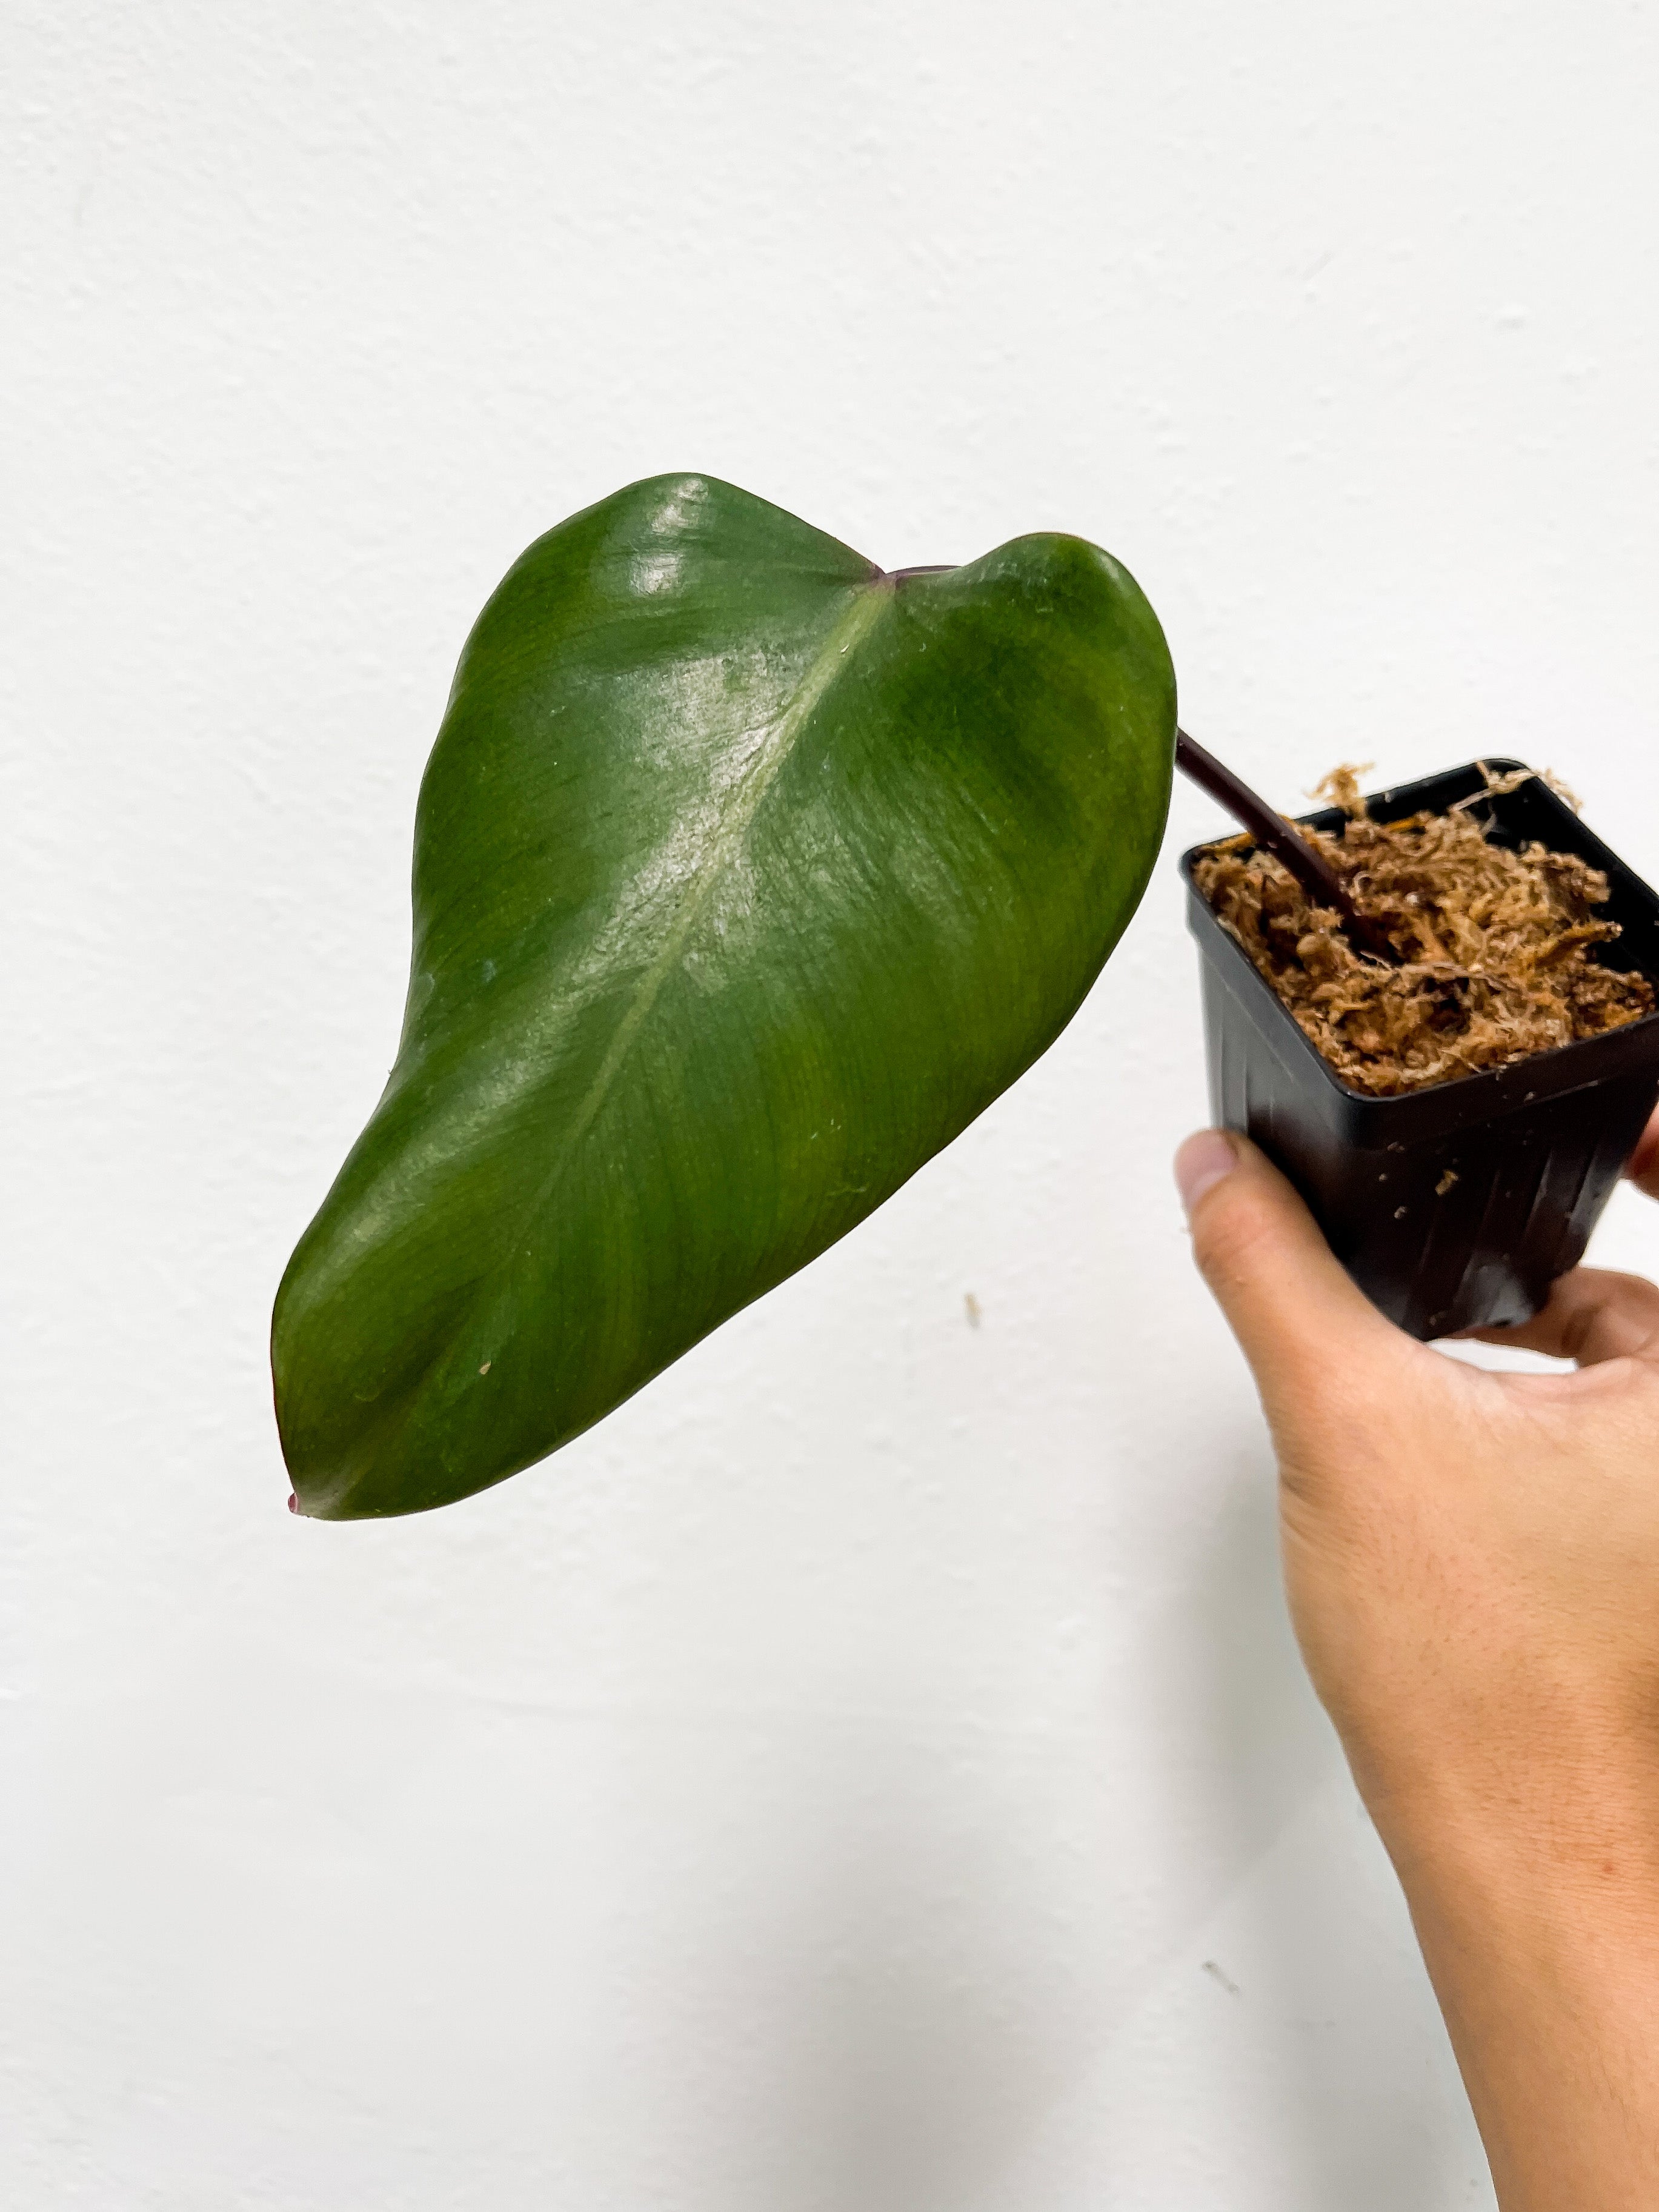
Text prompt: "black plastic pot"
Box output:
[[1182, 758, 1659, 1339]]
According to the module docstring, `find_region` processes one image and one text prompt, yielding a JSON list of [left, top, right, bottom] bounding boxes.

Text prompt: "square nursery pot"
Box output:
[[1182, 757, 1659, 1340]]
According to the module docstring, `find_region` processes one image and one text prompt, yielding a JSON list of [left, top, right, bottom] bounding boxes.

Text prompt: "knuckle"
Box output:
[[1549, 1268, 1659, 1363]]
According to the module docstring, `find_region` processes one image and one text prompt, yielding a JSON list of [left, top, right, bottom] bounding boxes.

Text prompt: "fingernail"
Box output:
[[1174, 1129, 1238, 1215]]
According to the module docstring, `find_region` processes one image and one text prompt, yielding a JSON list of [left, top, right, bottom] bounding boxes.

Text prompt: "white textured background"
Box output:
[[8, 4, 1659, 2206]]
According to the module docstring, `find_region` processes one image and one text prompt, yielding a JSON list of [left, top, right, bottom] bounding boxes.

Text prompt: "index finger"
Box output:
[[1462, 1265, 1659, 1367]]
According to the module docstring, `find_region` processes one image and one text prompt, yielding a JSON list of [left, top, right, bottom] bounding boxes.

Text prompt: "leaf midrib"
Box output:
[[486, 577, 891, 1329]]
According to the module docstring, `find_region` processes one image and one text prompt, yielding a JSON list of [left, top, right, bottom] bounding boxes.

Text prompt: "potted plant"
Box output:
[[1183, 759, 1659, 1338], [271, 473, 1659, 1518]]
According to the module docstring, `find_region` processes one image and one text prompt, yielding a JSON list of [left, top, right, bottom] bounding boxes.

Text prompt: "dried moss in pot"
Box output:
[[1192, 766, 1655, 1097]]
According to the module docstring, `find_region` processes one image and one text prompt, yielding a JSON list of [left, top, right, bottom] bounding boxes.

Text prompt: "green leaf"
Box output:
[[273, 474, 1175, 1518]]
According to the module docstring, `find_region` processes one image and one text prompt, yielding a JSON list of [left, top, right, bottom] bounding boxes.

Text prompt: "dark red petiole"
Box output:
[[1175, 728, 1399, 965]]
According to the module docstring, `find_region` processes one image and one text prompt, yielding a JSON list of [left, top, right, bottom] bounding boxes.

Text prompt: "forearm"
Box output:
[[1381, 1790, 1659, 2210]]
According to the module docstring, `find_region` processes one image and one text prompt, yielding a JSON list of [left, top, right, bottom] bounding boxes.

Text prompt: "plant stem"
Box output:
[[1176, 728, 1398, 964]]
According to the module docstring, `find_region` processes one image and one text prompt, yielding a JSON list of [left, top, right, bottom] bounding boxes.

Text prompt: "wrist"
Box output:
[[1390, 1792, 1659, 1980], [1362, 1722, 1659, 1926]]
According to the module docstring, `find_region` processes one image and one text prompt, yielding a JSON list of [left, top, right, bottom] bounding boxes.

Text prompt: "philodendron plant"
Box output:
[[273, 473, 1177, 1518]]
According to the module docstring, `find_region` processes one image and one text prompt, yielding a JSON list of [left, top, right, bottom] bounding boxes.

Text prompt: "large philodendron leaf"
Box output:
[[274, 474, 1175, 1518]]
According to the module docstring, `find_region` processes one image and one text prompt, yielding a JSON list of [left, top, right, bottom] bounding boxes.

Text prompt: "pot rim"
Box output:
[[1180, 755, 1659, 1127]]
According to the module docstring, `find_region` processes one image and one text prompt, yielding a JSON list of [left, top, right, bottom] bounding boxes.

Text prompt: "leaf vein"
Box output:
[[505, 580, 889, 1273]]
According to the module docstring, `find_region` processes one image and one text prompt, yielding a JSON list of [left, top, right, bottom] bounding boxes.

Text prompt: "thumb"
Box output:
[[1175, 1129, 1405, 1428]]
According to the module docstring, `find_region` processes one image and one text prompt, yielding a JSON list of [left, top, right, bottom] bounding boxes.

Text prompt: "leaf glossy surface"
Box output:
[[273, 474, 1175, 1517]]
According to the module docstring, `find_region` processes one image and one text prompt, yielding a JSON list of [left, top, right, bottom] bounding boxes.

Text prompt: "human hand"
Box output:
[[1175, 1120, 1659, 2211]]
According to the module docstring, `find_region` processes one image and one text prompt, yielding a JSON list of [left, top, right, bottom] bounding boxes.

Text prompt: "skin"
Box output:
[[1175, 1115, 1659, 2211]]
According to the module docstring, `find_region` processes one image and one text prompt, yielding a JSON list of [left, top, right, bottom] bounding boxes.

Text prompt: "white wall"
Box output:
[[8, 4, 1659, 2205]]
